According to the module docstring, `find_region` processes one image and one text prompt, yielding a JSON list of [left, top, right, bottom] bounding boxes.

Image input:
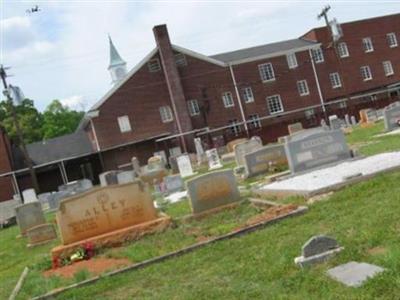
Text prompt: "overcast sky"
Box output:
[[1, 0, 399, 111]]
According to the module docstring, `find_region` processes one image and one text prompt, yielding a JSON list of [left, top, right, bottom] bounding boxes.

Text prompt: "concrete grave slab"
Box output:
[[327, 261, 385, 287], [26, 223, 57, 247]]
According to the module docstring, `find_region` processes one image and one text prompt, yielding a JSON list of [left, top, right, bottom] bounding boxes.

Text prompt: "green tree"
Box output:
[[41, 100, 84, 139], [0, 99, 43, 144]]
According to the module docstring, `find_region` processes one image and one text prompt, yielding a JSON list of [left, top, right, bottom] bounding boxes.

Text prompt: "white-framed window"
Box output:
[[117, 115, 132, 133], [248, 114, 261, 129], [286, 53, 298, 69], [387, 33, 398, 48], [329, 72, 342, 89], [242, 87, 254, 103], [175, 53, 187, 66], [228, 119, 241, 136], [187, 99, 200, 116], [159, 105, 174, 123], [258, 63, 275, 82], [362, 37, 374, 53], [222, 92, 235, 108], [312, 47, 324, 63], [383, 61, 394, 76], [148, 58, 161, 72], [337, 42, 349, 58], [297, 80, 309, 96], [360, 66, 372, 81], [267, 94, 284, 114]]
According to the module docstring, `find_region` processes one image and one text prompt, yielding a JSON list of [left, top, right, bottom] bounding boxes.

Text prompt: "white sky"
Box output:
[[1, 0, 399, 111]]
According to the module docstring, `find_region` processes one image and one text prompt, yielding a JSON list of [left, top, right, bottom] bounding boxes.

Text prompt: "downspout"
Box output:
[[309, 48, 327, 121], [90, 118, 101, 152], [229, 64, 249, 136]]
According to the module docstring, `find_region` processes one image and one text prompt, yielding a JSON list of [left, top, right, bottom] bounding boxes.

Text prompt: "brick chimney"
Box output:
[[153, 24, 193, 152]]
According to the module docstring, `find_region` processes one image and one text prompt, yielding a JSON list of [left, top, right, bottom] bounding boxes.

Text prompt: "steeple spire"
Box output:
[[107, 35, 127, 84]]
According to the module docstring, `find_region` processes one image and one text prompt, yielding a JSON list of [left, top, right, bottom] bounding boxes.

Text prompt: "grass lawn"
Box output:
[[1, 120, 400, 299]]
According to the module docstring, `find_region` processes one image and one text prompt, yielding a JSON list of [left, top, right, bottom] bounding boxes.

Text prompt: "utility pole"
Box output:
[[0, 65, 40, 194]]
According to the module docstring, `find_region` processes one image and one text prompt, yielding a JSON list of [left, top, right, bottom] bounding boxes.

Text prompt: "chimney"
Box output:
[[153, 24, 193, 152]]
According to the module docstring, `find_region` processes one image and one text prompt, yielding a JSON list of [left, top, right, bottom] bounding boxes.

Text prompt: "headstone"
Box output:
[[295, 235, 343, 267], [26, 223, 57, 247], [320, 119, 327, 128], [206, 148, 223, 170], [153, 151, 167, 166], [49, 191, 70, 211], [351, 116, 357, 126], [234, 139, 263, 167], [176, 154, 194, 178], [38, 193, 52, 211], [117, 171, 136, 184], [329, 115, 341, 130], [345, 114, 351, 127], [244, 144, 287, 177], [22, 189, 37, 203], [140, 159, 168, 184], [327, 262, 385, 287], [284, 127, 351, 174], [226, 138, 248, 153], [131, 157, 141, 176], [59, 179, 93, 194], [147, 156, 164, 170], [383, 102, 400, 131], [0, 198, 21, 227], [56, 181, 158, 245], [99, 171, 120, 187], [15, 202, 46, 235], [168, 155, 179, 174], [365, 109, 378, 123], [194, 137, 205, 165], [186, 169, 240, 214], [169, 146, 182, 157], [164, 174, 184, 194], [288, 122, 304, 135]]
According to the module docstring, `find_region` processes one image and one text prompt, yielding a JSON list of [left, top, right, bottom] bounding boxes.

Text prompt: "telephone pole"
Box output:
[[0, 65, 40, 194]]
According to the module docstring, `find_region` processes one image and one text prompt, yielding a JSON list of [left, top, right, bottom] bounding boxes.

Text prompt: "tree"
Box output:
[[41, 100, 85, 139]]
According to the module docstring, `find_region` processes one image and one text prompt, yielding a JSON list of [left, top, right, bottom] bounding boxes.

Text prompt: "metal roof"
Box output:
[[108, 35, 126, 69], [210, 38, 318, 63]]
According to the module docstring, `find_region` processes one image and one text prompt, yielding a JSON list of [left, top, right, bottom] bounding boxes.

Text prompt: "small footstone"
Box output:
[[327, 261, 385, 287]]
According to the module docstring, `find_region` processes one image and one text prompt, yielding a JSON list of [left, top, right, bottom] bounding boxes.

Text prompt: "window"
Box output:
[[242, 87, 254, 103], [337, 42, 349, 58], [248, 114, 261, 129], [222, 92, 234, 108], [258, 63, 275, 82], [117, 115, 132, 133], [228, 119, 241, 136], [175, 53, 187, 66], [297, 80, 309, 96], [360, 66, 372, 81], [329, 72, 342, 88], [159, 106, 174, 123], [286, 53, 298, 69], [383, 61, 394, 76], [267, 94, 284, 114], [339, 101, 347, 109], [370, 94, 378, 101], [387, 33, 398, 48], [362, 37, 374, 52], [148, 59, 161, 72], [305, 108, 315, 119], [187, 99, 200, 116], [312, 47, 324, 63]]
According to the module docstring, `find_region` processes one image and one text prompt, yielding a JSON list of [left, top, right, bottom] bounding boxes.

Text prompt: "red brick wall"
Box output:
[[0, 129, 14, 201]]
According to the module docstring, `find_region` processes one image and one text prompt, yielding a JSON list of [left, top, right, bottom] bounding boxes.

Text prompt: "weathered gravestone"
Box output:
[[131, 156, 141, 176], [288, 122, 303, 135], [38, 193, 52, 211], [164, 174, 184, 194], [48, 191, 71, 211], [186, 169, 240, 214], [99, 171, 120, 187], [295, 235, 343, 267], [22, 189, 37, 203], [244, 144, 287, 177], [168, 155, 179, 174], [55, 181, 159, 245], [284, 127, 351, 174], [194, 137, 205, 165], [140, 156, 168, 184], [0, 198, 21, 228], [176, 154, 194, 178], [206, 148, 223, 170], [59, 179, 93, 194], [329, 115, 342, 130], [234, 139, 263, 166], [383, 101, 400, 131], [117, 171, 136, 184], [26, 223, 57, 247], [15, 202, 46, 235], [351, 116, 357, 126]]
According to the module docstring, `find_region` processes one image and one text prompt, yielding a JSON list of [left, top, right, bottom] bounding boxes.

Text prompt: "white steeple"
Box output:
[[108, 35, 127, 84]]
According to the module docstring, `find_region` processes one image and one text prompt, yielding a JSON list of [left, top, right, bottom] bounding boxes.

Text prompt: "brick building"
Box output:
[[0, 13, 399, 202]]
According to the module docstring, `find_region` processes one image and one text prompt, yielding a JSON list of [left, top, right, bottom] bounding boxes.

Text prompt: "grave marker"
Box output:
[[164, 174, 184, 194], [26, 223, 57, 247], [15, 202, 46, 235], [244, 144, 287, 177], [288, 122, 303, 135], [177, 154, 194, 178], [117, 171, 136, 184], [206, 148, 223, 170], [383, 101, 400, 131], [22, 189, 37, 203], [234, 139, 262, 166]]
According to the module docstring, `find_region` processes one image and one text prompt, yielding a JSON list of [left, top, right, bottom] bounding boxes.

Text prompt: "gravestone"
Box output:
[[15, 202, 46, 235], [206, 148, 223, 170], [99, 171, 120, 187], [22, 189, 37, 203], [365, 109, 378, 123], [164, 174, 184, 194], [117, 171, 136, 184], [153, 151, 167, 166], [327, 262, 385, 287], [49, 191, 70, 211], [226, 138, 248, 153], [176, 154, 194, 178], [351, 116, 357, 126], [295, 235, 343, 267], [58, 179, 93, 194], [131, 157, 141, 176], [244, 144, 287, 177], [38, 193, 52, 211], [284, 127, 351, 174], [345, 114, 350, 127], [234, 139, 263, 166], [0, 198, 21, 227], [140, 157, 168, 184], [288, 122, 304, 135], [56, 181, 158, 245], [26, 223, 57, 247], [383, 102, 400, 131], [168, 155, 179, 174], [186, 169, 240, 214], [329, 115, 341, 130], [194, 137, 205, 165]]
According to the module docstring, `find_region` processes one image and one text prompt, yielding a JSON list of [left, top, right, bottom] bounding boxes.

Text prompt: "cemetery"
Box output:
[[2, 119, 400, 299]]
